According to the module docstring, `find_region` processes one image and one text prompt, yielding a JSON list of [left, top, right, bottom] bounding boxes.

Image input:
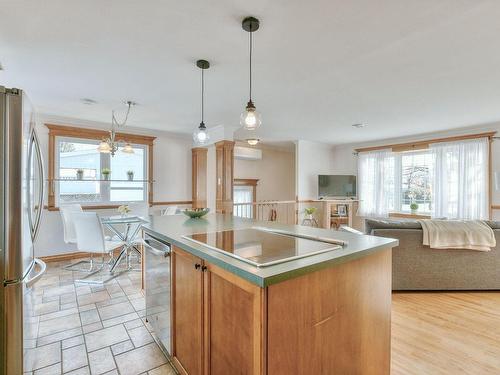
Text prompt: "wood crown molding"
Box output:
[[355, 131, 497, 153], [215, 140, 235, 149], [45, 123, 156, 145]]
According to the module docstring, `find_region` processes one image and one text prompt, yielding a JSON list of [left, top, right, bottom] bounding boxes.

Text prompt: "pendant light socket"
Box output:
[[242, 17, 260, 32], [196, 59, 210, 69]]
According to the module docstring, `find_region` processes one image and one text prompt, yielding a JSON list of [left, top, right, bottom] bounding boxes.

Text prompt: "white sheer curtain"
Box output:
[[357, 149, 396, 217], [431, 138, 489, 220]]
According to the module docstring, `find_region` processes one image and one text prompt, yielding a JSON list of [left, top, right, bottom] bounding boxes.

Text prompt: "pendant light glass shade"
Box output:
[[122, 143, 135, 154], [97, 140, 112, 153], [193, 122, 209, 145], [240, 102, 262, 130]]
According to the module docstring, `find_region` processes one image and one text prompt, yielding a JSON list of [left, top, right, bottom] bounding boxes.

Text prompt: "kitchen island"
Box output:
[[142, 213, 398, 375]]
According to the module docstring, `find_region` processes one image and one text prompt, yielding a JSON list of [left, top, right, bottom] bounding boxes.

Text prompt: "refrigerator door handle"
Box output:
[[24, 258, 46, 287], [31, 130, 44, 240]]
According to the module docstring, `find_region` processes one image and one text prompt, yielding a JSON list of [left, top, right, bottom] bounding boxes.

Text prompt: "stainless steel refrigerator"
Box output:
[[1, 86, 46, 374]]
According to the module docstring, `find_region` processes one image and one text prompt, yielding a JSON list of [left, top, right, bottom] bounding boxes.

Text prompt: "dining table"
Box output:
[[100, 215, 148, 273]]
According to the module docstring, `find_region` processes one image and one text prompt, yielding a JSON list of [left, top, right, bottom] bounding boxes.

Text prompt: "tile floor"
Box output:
[[23, 259, 177, 375]]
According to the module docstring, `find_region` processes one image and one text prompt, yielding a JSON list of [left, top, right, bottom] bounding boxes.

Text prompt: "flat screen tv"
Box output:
[[318, 175, 357, 198]]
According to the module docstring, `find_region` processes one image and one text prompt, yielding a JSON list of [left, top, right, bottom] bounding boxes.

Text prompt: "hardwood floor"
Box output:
[[392, 292, 500, 375]]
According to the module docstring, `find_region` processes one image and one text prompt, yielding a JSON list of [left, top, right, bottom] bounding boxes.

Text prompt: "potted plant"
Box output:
[[127, 170, 134, 181], [410, 202, 419, 214], [76, 168, 84, 180], [102, 168, 111, 180], [304, 207, 317, 219]]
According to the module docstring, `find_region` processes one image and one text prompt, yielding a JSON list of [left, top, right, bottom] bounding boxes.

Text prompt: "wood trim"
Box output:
[[355, 131, 497, 153], [45, 204, 122, 211], [151, 200, 193, 206], [45, 123, 156, 145], [389, 212, 431, 219], [492, 205, 500, 210], [234, 178, 259, 186], [192, 148, 208, 209], [216, 141, 235, 214], [39, 247, 124, 263], [45, 123, 155, 210]]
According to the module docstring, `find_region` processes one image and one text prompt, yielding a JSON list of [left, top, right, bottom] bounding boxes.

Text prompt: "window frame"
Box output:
[[46, 124, 155, 210]]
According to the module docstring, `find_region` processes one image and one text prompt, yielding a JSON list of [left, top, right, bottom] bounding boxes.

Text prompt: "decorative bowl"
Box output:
[[183, 208, 210, 219]]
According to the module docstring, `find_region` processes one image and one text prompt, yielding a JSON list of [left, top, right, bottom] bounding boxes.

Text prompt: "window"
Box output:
[[46, 124, 155, 209], [358, 136, 490, 220], [400, 151, 433, 213], [55, 137, 147, 205], [233, 179, 258, 219]]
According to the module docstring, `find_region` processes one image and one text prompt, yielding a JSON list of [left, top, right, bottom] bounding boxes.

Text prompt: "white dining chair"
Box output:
[[60, 203, 83, 244], [60, 204, 92, 272], [72, 211, 124, 283]]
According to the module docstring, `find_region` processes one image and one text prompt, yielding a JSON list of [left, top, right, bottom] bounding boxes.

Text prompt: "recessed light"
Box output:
[[81, 98, 97, 105], [352, 123, 365, 128]]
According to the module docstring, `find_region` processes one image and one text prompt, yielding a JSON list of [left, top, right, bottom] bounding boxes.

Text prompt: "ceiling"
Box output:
[[2, 0, 500, 144]]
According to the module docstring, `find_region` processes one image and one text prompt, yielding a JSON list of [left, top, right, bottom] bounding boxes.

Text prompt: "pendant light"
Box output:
[[193, 59, 210, 145], [240, 17, 262, 131]]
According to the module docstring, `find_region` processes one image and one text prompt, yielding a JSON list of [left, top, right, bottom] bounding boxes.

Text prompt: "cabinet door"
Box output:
[[172, 247, 203, 375], [204, 263, 264, 375]]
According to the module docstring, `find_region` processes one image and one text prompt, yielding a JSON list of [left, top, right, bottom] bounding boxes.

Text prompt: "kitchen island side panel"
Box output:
[[267, 248, 392, 375]]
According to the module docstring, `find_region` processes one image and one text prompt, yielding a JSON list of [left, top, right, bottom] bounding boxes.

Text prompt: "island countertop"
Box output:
[[142, 213, 398, 287]]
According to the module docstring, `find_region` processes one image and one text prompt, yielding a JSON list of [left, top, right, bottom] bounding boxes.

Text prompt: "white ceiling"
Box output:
[[2, 0, 500, 144]]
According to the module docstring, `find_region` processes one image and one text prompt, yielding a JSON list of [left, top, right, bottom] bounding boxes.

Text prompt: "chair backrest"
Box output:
[[72, 211, 106, 253], [59, 204, 83, 244], [161, 206, 178, 216], [129, 203, 149, 218]]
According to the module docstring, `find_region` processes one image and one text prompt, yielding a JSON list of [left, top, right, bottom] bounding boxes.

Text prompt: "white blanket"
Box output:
[[418, 219, 496, 251]]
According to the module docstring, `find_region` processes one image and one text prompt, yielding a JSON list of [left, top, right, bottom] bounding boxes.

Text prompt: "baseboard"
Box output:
[[39, 248, 126, 263]]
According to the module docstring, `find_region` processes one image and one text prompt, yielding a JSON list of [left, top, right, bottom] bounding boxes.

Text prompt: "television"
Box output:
[[318, 175, 357, 198]]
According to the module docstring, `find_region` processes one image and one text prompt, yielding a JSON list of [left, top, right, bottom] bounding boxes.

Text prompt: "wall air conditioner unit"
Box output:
[[234, 146, 262, 160]]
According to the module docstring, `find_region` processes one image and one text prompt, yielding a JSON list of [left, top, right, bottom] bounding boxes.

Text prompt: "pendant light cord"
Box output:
[[249, 29, 253, 102], [201, 67, 204, 124]]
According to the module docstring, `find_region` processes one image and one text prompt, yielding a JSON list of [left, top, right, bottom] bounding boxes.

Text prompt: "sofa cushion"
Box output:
[[365, 218, 421, 234], [365, 218, 500, 234]]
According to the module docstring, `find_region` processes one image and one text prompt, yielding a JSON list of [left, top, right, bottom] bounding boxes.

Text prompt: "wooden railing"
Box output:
[[233, 201, 297, 225]]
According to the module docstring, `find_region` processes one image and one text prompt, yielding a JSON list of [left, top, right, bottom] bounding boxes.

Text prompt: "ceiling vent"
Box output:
[[234, 146, 262, 161]]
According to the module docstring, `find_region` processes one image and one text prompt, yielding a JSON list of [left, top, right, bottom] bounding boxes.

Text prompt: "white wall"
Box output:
[[330, 123, 500, 220], [234, 146, 295, 201], [295, 140, 336, 200], [35, 115, 193, 256]]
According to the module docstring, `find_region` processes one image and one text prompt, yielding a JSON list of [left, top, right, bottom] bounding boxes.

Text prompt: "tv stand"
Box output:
[[311, 199, 362, 231]]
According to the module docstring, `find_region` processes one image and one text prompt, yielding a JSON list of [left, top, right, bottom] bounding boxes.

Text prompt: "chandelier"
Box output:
[[98, 101, 136, 156]]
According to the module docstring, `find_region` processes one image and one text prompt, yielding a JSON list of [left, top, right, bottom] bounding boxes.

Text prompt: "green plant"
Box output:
[[410, 202, 419, 211], [304, 207, 317, 215], [127, 170, 134, 176], [76, 168, 84, 173], [101, 168, 111, 175]]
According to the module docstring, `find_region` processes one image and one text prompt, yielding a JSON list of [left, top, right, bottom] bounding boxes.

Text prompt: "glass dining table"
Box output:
[[100, 215, 148, 274]]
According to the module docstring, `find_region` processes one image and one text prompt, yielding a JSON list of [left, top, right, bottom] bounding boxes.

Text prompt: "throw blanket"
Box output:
[[418, 220, 496, 251]]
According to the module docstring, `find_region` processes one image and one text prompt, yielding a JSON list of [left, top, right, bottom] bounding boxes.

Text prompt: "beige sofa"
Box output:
[[365, 219, 500, 290]]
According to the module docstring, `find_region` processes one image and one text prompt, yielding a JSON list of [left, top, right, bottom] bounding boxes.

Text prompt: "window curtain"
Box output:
[[357, 149, 396, 217], [430, 138, 489, 220]]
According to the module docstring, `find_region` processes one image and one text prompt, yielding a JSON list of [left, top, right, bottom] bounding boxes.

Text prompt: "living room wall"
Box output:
[[330, 122, 500, 220]]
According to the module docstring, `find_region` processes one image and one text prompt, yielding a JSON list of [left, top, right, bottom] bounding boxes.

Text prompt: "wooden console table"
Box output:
[[312, 199, 363, 231]]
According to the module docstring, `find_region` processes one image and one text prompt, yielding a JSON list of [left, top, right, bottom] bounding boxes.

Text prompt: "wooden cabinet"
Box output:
[[171, 246, 264, 375], [171, 245, 391, 375], [172, 247, 203, 375]]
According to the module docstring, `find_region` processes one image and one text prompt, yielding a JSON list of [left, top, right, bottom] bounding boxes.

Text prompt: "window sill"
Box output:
[[45, 204, 136, 212], [389, 212, 431, 219]]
